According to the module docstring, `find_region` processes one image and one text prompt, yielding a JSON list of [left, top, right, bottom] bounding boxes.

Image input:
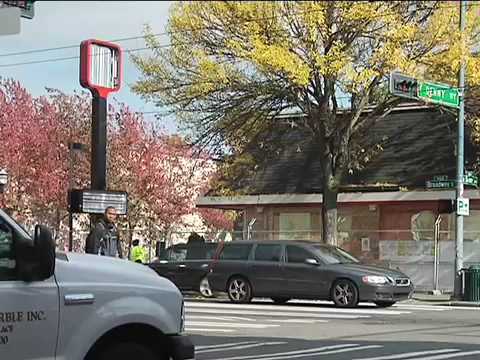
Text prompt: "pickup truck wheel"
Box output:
[[98, 342, 158, 360]]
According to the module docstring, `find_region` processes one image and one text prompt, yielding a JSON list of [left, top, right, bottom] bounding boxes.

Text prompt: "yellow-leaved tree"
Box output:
[[133, 1, 480, 244]]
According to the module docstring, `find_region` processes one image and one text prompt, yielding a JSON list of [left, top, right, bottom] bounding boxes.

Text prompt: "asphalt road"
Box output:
[[185, 298, 480, 360]]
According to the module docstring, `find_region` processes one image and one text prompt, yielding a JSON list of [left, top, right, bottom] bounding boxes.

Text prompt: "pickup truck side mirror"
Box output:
[[17, 225, 55, 282]]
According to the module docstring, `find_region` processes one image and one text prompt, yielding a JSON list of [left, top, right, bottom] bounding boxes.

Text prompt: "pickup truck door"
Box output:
[[0, 217, 59, 360]]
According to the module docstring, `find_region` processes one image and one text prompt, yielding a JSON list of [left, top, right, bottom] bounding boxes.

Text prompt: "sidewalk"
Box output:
[[410, 292, 480, 307]]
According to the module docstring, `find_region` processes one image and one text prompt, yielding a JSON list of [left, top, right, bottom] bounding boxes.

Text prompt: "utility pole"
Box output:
[[454, 0, 467, 300]]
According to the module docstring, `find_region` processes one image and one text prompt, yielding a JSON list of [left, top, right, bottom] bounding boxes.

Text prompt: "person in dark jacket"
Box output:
[[85, 206, 123, 258]]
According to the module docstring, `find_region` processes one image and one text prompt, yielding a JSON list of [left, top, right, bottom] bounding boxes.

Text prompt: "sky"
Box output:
[[0, 1, 177, 132]]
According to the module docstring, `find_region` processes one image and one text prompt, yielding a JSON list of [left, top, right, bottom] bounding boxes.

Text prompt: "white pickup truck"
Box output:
[[0, 209, 195, 360]]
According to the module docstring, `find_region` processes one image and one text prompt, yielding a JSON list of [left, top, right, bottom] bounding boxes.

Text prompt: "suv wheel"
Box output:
[[227, 276, 252, 303], [331, 279, 359, 308], [199, 276, 214, 298]]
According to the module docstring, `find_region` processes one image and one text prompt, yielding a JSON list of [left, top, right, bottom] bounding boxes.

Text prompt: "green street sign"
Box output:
[[426, 180, 456, 189], [464, 173, 479, 187], [418, 82, 460, 108]]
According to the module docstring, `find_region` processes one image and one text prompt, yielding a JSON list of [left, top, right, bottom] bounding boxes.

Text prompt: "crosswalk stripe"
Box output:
[[196, 341, 257, 350], [186, 307, 368, 319], [411, 350, 480, 360], [197, 342, 287, 354], [258, 345, 383, 360], [185, 301, 411, 315], [205, 343, 360, 360], [185, 328, 234, 333], [392, 305, 447, 312], [268, 319, 327, 323], [352, 349, 460, 360], [185, 321, 279, 328], [188, 315, 256, 322]]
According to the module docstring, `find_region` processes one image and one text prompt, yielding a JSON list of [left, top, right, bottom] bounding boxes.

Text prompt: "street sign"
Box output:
[[426, 180, 456, 189], [464, 172, 479, 187], [389, 72, 419, 100], [418, 82, 460, 108], [389, 72, 460, 109], [457, 197, 469, 216]]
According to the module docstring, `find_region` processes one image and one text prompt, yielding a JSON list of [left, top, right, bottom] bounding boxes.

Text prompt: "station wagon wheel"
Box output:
[[199, 276, 214, 298], [227, 276, 252, 303], [332, 279, 359, 308]]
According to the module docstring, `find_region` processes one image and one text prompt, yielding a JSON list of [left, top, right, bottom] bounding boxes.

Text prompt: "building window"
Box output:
[[279, 213, 311, 240]]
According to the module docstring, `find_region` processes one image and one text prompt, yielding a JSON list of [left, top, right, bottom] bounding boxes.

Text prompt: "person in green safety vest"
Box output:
[[130, 239, 147, 264]]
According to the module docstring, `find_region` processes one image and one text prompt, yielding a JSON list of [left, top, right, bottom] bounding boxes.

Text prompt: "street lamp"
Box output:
[[68, 142, 87, 252], [0, 169, 8, 187]]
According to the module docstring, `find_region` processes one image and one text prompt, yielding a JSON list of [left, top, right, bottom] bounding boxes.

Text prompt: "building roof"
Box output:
[[224, 106, 476, 196]]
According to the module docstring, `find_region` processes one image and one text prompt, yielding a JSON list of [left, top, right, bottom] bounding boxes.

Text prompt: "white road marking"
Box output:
[[186, 328, 234, 333], [258, 345, 383, 360], [197, 342, 286, 354], [187, 315, 256, 322], [410, 350, 480, 360], [185, 321, 279, 329], [196, 341, 257, 350], [186, 308, 369, 319], [205, 344, 360, 360], [268, 319, 327, 323], [185, 301, 411, 315], [352, 348, 460, 360], [392, 305, 448, 312]]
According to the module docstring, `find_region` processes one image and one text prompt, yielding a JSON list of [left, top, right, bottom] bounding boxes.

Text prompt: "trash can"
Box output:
[[464, 265, 480, 301]]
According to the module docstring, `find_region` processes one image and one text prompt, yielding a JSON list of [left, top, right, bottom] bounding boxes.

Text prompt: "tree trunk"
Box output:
[[322, 180, 338, 246], [321, 152, 339, 246]]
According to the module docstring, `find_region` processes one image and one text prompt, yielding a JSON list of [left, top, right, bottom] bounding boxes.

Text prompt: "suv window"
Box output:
[[0, 219, 15, 280], [168, 246, 187, 261], [186, 244, 216, 260], [220, 243, 252, 260], [286, 245, 314, 264], [254, 244, 282, 262]]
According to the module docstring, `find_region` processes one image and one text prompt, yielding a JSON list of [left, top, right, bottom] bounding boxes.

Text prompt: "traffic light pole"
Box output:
[[91, 95, 107, 191], [454, 0, 467, 300]]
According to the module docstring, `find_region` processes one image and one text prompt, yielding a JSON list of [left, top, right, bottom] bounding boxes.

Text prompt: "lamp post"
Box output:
[[68, 142, 86, 252]]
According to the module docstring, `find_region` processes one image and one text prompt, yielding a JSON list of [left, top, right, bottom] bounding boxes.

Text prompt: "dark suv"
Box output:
[[149, 242, 218, 297], [207, 240, 413, 308]]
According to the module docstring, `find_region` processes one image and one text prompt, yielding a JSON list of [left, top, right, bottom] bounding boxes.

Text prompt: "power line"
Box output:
[[0, 2, 472, 60], [0, 45, 167, 68]]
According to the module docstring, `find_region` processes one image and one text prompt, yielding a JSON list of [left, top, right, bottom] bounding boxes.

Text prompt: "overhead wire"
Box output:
[[0, 2, 477, 67]]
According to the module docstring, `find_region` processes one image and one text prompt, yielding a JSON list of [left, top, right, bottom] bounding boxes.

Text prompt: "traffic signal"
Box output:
[[389, 72, 419, 100]]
